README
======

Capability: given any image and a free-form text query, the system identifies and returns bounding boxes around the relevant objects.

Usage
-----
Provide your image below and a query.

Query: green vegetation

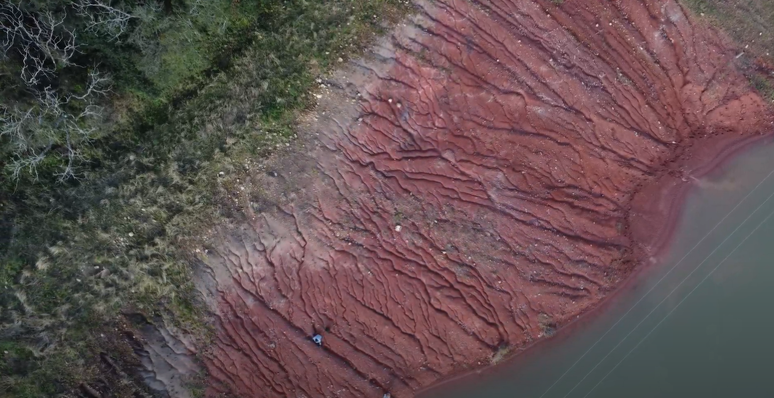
[682,0,774,100]
[0,0,408,396]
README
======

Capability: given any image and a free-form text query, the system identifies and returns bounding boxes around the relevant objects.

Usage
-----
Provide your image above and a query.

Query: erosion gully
[189,0,774,396]
[422,136,774,398]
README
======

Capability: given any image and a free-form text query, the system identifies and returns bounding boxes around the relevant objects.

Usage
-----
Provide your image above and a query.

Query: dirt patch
[192,0,771,397]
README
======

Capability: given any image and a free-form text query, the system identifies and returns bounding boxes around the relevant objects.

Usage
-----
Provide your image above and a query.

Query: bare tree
[0,2,116,181]
[1,69,110,181]
[0,3,77,86]
[75,0,135,41]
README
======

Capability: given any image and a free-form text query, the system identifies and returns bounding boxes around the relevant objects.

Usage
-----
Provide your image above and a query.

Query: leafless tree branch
[1,3,77,86]
[68,69,111,101]
[75,0,134,41]
[0,3,115,181]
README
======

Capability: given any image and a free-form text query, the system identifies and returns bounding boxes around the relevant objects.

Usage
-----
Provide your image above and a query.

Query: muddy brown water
[422,137,774,398]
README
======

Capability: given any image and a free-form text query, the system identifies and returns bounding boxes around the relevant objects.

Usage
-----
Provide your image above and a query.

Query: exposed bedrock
[197,0,771,396]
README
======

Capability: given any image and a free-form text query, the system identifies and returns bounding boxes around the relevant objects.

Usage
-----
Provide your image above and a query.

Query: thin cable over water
[581,205,774,398]
[560,184,774,398]
[536,166,774,398]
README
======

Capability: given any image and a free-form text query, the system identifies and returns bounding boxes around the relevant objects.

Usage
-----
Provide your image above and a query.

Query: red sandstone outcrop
[195,0,771,396]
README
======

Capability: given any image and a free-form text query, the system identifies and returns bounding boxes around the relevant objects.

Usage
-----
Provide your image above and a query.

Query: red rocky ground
[195,0,771,396]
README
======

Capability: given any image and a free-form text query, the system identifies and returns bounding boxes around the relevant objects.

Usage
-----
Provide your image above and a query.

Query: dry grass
[490,345,513,365]
[683,0,774,100]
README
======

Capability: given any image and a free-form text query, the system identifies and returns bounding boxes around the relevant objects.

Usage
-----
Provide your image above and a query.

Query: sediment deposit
[195,0,771,396]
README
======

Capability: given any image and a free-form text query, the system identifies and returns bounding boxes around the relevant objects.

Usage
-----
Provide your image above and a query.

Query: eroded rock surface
[197,0,770,396]
[126,315,199,398]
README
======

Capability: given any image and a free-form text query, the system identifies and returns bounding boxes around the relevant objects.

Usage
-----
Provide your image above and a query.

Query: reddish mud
[195,0,772,397]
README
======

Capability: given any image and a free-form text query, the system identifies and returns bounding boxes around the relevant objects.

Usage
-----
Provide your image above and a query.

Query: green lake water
[422,138,774,398]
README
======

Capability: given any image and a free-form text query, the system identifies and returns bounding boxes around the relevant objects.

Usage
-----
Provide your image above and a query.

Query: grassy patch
[682,0,774,100]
